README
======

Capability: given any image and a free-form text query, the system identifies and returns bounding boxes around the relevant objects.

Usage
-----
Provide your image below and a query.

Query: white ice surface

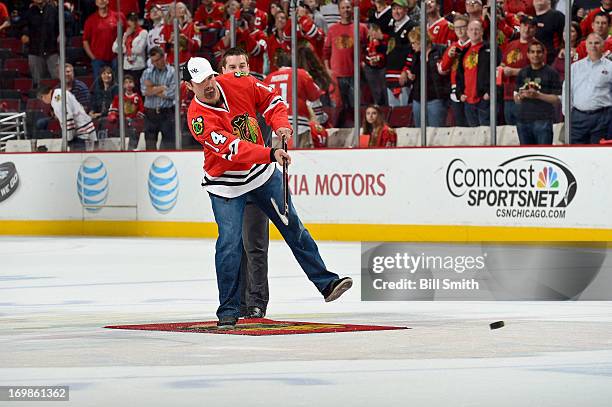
[1,237,612,406]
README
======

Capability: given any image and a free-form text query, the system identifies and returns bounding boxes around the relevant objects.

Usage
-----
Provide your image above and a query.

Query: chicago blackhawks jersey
[264,67,324,134]
[50,89,96,141]
[187,72,290,198]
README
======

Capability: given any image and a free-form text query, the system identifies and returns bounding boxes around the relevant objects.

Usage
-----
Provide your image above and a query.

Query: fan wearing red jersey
[264,50,327,148]
[108,74,145,149]
[194,0,225,31]
[426,0,457,46]
[184,57,352,328]
[161,2,201,65]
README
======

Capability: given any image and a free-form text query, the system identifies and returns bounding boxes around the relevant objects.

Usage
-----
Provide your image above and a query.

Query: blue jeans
[450,100,468,127]
[464,99,491,127]
[516,120,553,145]
[387,87,410,107]
[504,100,517,125]
[209,169,339,318]
[570,107,611,144]
[412,99,449,127]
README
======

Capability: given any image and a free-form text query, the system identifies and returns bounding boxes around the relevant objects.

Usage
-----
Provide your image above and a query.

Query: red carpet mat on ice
[105,318,408,336]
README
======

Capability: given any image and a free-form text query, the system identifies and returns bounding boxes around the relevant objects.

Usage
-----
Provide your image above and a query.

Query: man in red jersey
[323,0,368,126]
[184,57,352,328]
[426,0,457,46]
[500,15,537,125]
[265,50,327,148]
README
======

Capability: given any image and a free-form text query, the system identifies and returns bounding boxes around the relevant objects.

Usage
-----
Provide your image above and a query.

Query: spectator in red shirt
[162,1,202,66]
[576,12,612,59]
[361,104,397,147]
[265,49,327,147]
[580,0,612,37]
[194,0,225,40]
[504,0,535,16]
[456,19,501,126]
[427,0,457,46]
[83,0,127,80]
[241,0,268,33]
[108,74,145,148]
[109,0,139,16]
[0,1,10,36]
[438,14,471,126]
[323,0,368,126]
[501,15,537,125]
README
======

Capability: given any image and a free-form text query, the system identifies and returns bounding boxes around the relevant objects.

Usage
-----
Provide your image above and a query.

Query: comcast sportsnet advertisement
[446,154,578,220]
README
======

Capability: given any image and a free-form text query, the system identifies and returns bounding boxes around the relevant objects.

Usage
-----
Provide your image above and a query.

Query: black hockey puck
[489,321,505,330]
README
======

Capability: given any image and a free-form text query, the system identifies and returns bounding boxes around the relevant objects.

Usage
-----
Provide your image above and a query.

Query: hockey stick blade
[271,197,289,226]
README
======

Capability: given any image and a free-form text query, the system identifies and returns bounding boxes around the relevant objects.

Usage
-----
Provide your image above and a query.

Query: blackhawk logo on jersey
[231,113,258,143]
[191,116,204,135]
[234,71,249,78]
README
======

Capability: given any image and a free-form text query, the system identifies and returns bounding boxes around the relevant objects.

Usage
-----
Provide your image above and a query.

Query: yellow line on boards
[1,220,611,242]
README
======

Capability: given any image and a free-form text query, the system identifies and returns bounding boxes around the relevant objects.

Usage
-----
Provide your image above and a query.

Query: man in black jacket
[456,19,501,127]
[19,0,59,87]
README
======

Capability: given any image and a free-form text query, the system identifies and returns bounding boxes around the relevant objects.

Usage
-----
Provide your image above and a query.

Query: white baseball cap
[186,57,218,83]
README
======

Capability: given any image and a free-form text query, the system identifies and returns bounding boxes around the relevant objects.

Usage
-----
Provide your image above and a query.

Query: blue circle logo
[77,157,109,212]
[148,156,179,213]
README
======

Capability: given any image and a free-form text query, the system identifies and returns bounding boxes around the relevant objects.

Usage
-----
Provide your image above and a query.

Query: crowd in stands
[0,0,610,150]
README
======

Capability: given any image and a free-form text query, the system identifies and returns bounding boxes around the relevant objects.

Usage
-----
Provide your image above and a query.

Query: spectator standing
[552,21,581,81]
[533,0,565,64]
[0,1,10,36]
[438,14,471,126]
[456,19,501,127]
[162,2,201,66]
[19,0,59,87]
[267,10,291,73]
[83,0,127,80]
[385,0,418,107]
[369,0,393,34]
[304,0,329,33]
[504,0,535,15]
[113,12,148,91]
[500,15,537,125]
[89,65,119,123]
[580,0,612,37]
[426,0,456,46]
[361,104,397,147]
[146,4,166,51]
[241,0,268,33]
[364,24,388,106]
[406,0,421,24]
[194,0,225,39]
[514,40,561,144]
[320,0,340,27]
[323,0,368,126]
[140,46,176,150]
[406,28,450,127]
[576,12,612,58]
[109,0,139,15]
[563,33,612,144]
[265,50,327,147]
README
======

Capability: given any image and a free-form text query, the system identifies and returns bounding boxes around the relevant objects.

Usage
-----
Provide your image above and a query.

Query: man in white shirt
[563,33,612,144]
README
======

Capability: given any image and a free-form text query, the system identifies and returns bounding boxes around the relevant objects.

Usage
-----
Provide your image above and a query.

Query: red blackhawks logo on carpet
[105,318,408,336]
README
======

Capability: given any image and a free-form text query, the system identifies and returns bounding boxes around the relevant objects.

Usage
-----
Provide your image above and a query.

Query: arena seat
[0,99,20,112]
[12,78,33,95]
[2,38,22,55]
[388,106,413,127]
[36,138,63,152]
[4,58,29,76]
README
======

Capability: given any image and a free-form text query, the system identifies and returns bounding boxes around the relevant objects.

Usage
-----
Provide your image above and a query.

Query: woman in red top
[361,105,397,148]
[162,1,202,66]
